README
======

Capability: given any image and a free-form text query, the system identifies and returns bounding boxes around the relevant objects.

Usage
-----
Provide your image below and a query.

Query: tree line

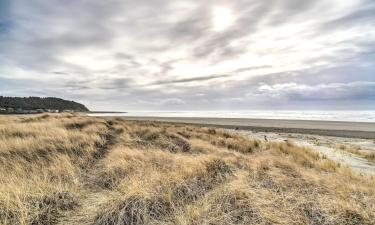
[0,97,89,111]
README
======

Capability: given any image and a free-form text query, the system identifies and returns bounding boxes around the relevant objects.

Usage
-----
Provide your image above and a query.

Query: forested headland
[0,96,89,113]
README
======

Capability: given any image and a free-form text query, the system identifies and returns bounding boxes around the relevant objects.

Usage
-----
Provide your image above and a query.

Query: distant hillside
[0,97,89,112]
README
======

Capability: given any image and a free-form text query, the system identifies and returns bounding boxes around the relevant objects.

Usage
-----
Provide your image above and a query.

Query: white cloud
[256,82,375,100]
[0,0,374,110]
[159,98,185,105]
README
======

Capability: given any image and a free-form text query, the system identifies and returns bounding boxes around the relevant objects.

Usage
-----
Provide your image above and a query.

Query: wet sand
[112,116,375,139]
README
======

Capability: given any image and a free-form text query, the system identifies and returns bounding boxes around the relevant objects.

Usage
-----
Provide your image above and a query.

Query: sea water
[88,110,375,123]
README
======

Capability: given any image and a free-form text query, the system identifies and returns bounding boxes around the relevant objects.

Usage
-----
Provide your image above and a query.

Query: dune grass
[335,144,375,163]
[0,114,374,225]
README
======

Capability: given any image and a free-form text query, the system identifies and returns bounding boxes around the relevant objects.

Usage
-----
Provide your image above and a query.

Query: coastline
[104,116,375,139]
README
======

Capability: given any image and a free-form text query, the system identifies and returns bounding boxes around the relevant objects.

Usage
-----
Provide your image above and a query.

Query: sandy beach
[111,116,375,139]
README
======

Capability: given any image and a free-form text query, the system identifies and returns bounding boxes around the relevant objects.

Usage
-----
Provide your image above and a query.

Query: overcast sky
[0,0,374,111]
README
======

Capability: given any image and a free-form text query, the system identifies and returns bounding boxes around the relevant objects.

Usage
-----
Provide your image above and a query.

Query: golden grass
[0,114,109,224]
[0,114,374,225]
[335,144,375,163]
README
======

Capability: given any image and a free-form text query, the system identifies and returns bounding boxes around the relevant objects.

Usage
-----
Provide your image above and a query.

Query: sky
[0,0,374,111]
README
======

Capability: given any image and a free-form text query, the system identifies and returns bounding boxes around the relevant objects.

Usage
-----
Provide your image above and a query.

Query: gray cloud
[321,1,375,30]
[97,78,134,90]
[149,74,232,86]
[231,66,273,74]
[0,0,374,110]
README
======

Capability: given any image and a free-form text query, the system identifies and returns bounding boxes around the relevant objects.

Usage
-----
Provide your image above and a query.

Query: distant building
[0,107,62,114]
[36,109,45,113]
[46,109,59,113]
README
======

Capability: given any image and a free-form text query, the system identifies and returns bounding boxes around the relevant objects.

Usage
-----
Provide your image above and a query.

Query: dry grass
[335,145,375,163]
[0,114,109,224]
[0,114,374,225]
[348,149,375,163]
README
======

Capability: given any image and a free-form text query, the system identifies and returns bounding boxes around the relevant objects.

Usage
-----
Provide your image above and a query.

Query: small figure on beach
[264,135,268,142]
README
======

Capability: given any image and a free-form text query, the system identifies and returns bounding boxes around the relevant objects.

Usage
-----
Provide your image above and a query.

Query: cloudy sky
[0,0,374,111]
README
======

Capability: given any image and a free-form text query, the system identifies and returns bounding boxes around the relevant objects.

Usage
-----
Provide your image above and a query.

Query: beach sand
[112,116,375,139]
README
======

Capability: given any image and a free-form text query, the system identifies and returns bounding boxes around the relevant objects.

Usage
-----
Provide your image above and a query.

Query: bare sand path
[56,121,122,225]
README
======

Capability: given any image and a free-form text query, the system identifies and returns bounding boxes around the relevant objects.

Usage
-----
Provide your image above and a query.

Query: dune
[0,114,374,225]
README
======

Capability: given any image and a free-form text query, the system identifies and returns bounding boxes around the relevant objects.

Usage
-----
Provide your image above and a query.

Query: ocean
[87,110,375,123]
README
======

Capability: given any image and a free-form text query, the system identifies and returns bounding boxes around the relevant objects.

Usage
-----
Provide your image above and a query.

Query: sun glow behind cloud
[212,6,234,31]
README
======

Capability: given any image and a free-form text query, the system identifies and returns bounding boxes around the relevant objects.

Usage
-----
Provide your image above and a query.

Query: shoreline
[104,116,375,139]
